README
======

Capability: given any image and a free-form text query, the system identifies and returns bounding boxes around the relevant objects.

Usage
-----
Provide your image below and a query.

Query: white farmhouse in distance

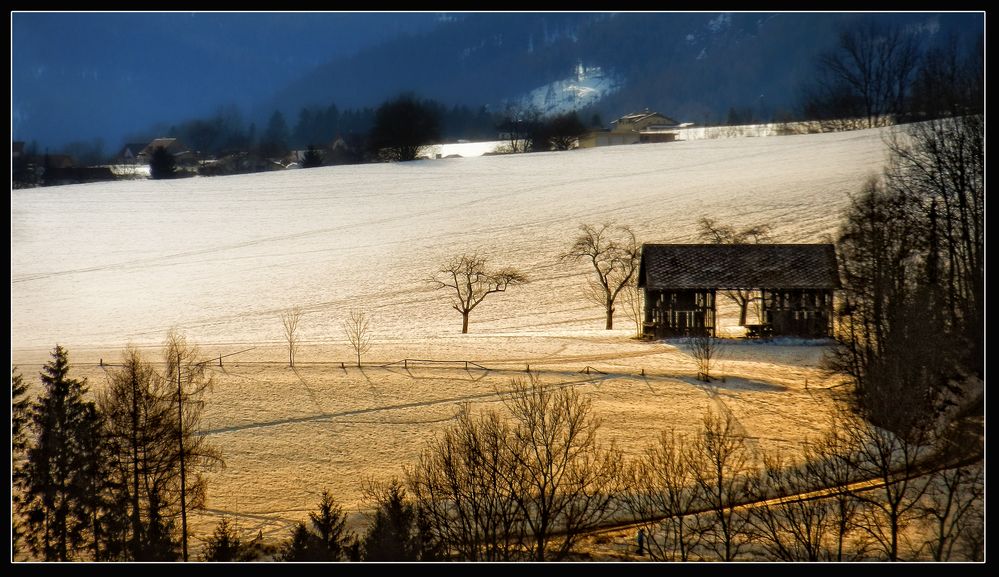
[578,109,693,148]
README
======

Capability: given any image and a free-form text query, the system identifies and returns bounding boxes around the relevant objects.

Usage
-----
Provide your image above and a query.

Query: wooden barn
[638,244,840,339]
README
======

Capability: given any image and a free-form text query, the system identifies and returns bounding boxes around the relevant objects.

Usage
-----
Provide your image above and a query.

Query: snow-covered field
[10,127,892,554]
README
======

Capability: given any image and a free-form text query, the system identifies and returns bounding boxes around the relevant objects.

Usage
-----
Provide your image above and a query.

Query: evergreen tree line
[11,335,222,561]
[177,95,593,170]
[29,94,594,181]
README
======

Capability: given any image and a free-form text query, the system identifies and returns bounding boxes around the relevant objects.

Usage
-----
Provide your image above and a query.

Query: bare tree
[502,374,624,560]
[342,310,372,367]
[838,410,933,561]
[697,217,772,327]
[885,114,984,376]
[917,461,984,561]
[280,307,303,367]
[801,422,870,561]
[561,223,640,330]
[497,103,541,153]
[407,405,524,561]
[805,21,922,128]
[428,253,527,334]
[687,333,723,382]
[748,450,840,561]
[368,94,441,162]
[408,375,622,561]
[691,407,756,561]
[624,428,705,561]
[620,277,644,338]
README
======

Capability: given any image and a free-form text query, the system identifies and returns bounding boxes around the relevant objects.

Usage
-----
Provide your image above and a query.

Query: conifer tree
[362,480,419,561]
[280,489,356,561]
[11,367,31,556]
[18,346,103,560]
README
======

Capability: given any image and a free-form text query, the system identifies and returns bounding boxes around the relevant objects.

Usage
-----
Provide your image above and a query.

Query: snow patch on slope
[510,62,621,117]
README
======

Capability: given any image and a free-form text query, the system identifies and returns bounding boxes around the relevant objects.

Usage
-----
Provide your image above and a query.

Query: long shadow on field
[382,365,491,383]
[676,375,788,393]
[202,373,610,436]
[292,366,326,414]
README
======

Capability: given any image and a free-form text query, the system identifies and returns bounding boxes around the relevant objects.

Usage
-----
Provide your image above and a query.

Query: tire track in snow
[11,142,792,286]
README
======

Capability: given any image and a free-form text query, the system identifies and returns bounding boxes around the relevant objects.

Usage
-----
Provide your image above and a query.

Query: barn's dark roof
[639,244,841,290]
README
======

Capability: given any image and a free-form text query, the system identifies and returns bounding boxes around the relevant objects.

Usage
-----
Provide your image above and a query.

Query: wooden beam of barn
[637,244,841,339]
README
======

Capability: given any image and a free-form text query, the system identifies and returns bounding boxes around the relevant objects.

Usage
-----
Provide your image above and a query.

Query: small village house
[578,109,689,148]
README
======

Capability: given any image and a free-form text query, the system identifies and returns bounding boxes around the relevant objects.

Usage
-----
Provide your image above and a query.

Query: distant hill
[266,12,982,126]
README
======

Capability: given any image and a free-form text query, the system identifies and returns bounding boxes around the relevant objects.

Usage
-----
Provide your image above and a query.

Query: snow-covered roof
[613,110,681,127]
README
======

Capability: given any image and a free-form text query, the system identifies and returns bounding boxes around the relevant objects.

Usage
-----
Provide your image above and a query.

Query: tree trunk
[177,352,188,562]
[462,312,469,334]
[739,299,749,327]
[606,301,614,330]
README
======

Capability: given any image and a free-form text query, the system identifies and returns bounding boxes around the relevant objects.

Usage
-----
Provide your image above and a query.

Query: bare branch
[561,223,640,330]
[428,253,528,333]
[281,307,303,368]
[342,310,373,367]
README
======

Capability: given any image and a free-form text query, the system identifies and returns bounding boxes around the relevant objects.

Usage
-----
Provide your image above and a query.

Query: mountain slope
[268,12,981,124]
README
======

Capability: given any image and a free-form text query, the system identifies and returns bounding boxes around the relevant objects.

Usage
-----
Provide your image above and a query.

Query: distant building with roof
[578,109,691,148]
[115,142,149,164]
[138,137,197,165]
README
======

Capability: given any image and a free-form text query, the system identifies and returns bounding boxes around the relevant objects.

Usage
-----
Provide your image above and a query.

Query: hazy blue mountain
[269,12,982,126]
[12,12,983,153]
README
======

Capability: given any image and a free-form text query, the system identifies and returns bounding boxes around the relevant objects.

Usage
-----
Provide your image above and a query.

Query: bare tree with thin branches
[281,307,303,368]
[748,450,840,561]
[408,374,622,561]
[801,421,871,561]
[502,374,624,561]
[624,428,705,561]
[687,333,724,382]
[428,253,527,334]
[620,277,644,338]
[691,407,756,561]
[917,461,984,561]
[837,409,933,561]
[342,310,373,367]
[406,405,523,561]
[816,22,922,129]
[697,217,772,327]
[561,223,640,330]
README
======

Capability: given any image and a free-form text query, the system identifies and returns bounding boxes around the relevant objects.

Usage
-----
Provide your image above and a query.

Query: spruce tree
[362,480,418,561]
[11,367,31,556]
[202,517,247,562]
[280,489,356,561]
[301,145,324,168]
[19,346,102,560]
[309,489,354,561]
